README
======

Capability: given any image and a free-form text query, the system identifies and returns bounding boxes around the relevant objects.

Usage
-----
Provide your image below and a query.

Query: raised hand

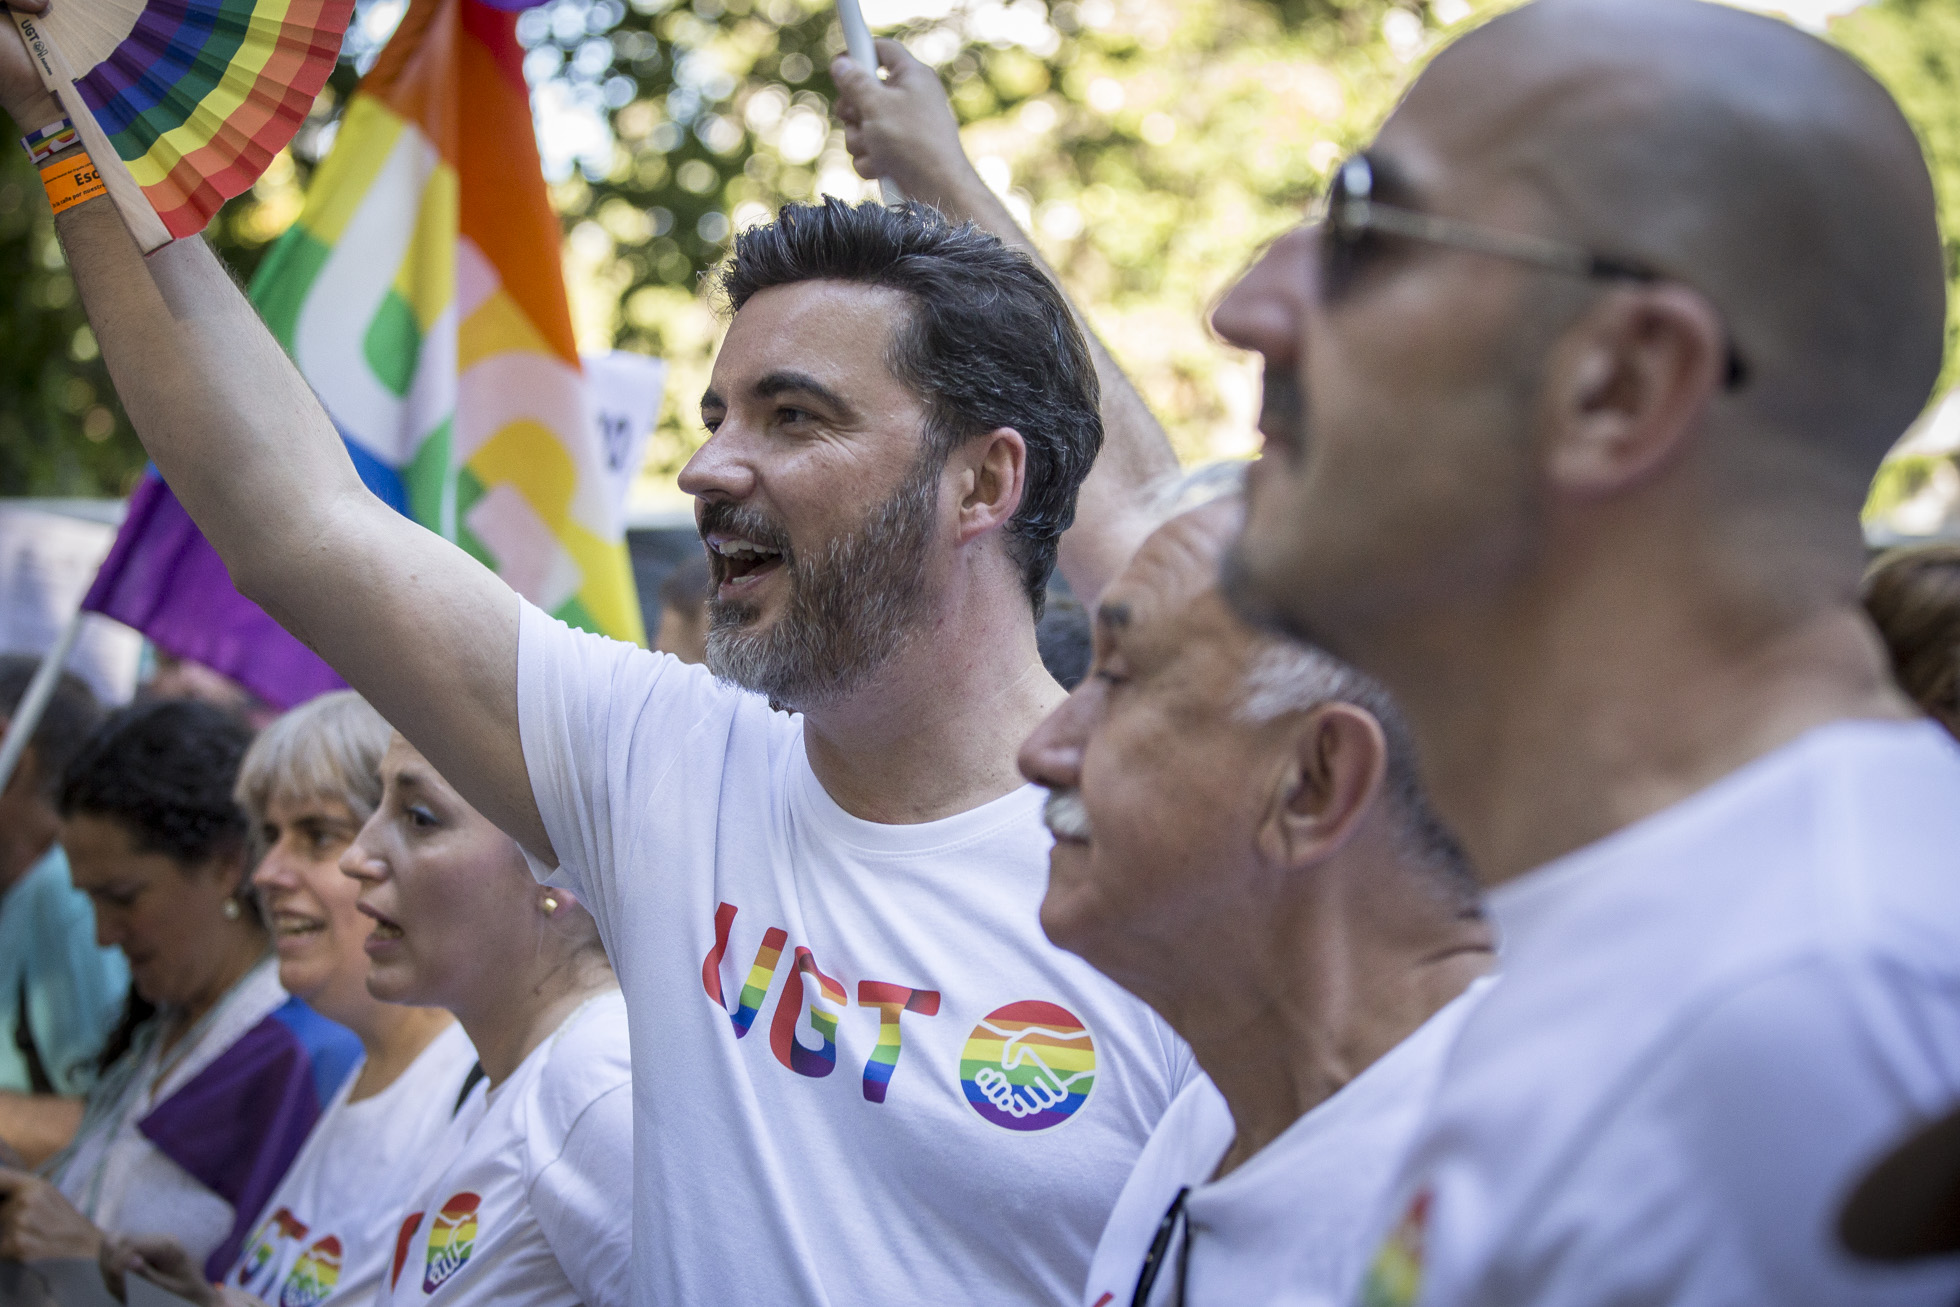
[830,37,975,212]
[0,0,61,132]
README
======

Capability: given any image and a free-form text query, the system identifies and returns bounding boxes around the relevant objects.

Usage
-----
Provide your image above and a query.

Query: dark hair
[59,699,254,866]
[1864,543,1960,740]
[0,655,102,800]
[717,198,1103,614]
[1036,591,1092,690]
[660,553,712,613]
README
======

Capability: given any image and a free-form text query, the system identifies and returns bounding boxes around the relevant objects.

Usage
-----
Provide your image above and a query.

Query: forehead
[711,280,913,393]
[1101,515,1248,664]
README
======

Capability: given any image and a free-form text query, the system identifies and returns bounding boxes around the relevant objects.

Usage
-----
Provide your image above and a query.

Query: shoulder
[528,991,633,1141]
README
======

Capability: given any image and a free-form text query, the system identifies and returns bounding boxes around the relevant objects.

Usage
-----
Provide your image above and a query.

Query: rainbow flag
[247,0,645,643]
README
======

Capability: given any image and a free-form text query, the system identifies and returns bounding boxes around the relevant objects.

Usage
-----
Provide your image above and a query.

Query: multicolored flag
[247,0,646,644]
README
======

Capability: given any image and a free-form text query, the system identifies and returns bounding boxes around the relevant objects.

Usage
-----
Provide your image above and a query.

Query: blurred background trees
[2,0,1955,522]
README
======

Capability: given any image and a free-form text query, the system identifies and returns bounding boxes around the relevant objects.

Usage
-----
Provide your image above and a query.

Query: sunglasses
[1322,152,1749,390]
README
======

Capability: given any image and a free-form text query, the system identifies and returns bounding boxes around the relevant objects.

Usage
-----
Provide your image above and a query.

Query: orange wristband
[40,154,107,216]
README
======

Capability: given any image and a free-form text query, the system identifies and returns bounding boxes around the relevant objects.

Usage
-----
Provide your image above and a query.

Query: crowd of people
[2,0,1960,1303]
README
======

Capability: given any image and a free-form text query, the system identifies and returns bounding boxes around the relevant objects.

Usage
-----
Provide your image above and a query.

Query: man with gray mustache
[0,9,1197,1291]
[1019,494,1495,1307]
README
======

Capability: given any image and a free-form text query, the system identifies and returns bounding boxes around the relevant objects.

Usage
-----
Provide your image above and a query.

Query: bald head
[1396,0,1944,478]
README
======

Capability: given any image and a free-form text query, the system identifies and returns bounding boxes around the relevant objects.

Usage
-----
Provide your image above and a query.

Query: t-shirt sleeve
[530,1079,635,1307]
[514,597,743,903]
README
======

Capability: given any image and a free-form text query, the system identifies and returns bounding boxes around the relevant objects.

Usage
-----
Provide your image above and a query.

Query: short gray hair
[1237,633,1475,901]
[234,690,391,832]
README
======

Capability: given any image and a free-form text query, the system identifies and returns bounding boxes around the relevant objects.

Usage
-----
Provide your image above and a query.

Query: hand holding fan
[8,0,355,250]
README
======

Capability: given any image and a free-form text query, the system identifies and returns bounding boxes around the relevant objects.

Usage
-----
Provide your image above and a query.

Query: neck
[455,949,616,1086]
[802,575,1064,824]
[168,927,269,1051]
[343,1002,455,1102]
[1376,533,1910,889]
[1146,850,1494,1181]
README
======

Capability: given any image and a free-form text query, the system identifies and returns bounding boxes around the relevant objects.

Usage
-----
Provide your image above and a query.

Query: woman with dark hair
[1864,542,1960,740]
[0,700,359,1282]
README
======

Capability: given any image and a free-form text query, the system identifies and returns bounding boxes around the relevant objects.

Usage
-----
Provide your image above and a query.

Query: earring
[222,897,242,921]
[541,895,559,915]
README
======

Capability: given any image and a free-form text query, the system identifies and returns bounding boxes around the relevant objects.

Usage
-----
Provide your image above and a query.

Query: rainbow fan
[9,0,354,249]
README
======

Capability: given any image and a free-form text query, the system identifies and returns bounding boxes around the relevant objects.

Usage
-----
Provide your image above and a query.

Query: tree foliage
[1,0,1954,503]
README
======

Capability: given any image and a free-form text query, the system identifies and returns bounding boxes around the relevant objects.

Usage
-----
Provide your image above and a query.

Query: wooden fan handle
[8,7,174,251]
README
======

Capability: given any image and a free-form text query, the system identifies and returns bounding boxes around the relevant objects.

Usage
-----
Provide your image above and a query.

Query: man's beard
[702,452,941,710]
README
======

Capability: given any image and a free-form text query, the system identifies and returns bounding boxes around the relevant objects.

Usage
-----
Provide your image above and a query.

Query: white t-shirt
[58,958,290,1266]
[1359,720,1960,1307]
[229,1020,478,1307]
[517,603,1196,1307]
[1084,981,1489,1307]
[380,990,632,1307]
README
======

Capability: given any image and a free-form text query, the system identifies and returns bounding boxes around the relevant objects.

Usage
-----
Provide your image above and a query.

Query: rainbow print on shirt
[236,1207,308,1286]
[1361,1187,1432,1307]
[422,1192,481,1294]
[280,1235,343,1307]
[959,1001,1097,1131]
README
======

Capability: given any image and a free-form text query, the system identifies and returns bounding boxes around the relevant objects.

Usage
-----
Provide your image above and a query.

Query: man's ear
[1541,283,1729,499]
[952,427,1028,545]
[1253,702,1389,871]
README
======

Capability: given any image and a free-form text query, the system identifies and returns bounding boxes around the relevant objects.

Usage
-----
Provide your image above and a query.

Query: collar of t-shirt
[788,742,1049,857]
[1484,718,1949,966]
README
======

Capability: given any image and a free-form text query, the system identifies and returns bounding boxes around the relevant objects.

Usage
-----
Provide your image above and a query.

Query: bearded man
[0,14,1195,1301]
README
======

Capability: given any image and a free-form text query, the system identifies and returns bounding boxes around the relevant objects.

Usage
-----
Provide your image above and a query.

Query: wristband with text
[40,155,108,217]
[20,118,79,168]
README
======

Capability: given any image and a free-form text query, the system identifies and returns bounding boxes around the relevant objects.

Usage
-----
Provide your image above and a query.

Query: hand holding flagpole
[837,0,901,206]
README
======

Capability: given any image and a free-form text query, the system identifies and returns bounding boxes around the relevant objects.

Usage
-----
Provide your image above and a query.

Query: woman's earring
[541,895,559,915]
[222,897,242,921]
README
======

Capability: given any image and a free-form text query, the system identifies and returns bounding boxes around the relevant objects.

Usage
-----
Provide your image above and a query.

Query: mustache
[1042,788,1093,841]
[697,499,794,560]
[1259,371,1304,444]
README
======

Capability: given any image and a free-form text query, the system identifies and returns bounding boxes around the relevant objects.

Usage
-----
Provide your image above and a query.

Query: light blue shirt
[0,844,130,1095]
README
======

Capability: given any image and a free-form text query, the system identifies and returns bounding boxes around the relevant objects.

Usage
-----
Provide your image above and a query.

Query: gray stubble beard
[705,452,942,711]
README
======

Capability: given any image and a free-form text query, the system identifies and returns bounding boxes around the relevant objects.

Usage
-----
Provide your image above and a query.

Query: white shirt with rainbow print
[378,990,632,1307]
[516,601,1197,1306]
[228,1020,477,1307]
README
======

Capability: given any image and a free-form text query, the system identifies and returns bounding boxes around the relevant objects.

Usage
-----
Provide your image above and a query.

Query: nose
[1210,224,1316,366]
[94,908,124,952]
[338,826,385,887]
[1017,686,1095,792]
[251,836,299,893]
[678,425,759,504]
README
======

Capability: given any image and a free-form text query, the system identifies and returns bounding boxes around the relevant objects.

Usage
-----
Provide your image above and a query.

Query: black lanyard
[1130,1185,1193,1307]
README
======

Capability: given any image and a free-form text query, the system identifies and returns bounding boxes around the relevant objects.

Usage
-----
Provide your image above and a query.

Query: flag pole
[837,0,901,206]
[0,605,85,798]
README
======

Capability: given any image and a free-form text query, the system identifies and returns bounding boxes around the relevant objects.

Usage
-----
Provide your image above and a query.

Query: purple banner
[81,474,347,711]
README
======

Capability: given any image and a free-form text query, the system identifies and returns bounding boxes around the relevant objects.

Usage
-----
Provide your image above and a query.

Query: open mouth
[1042,789,1094,844]
[357,901,404,943]
[272,912,326,939]
[706,534,787,592]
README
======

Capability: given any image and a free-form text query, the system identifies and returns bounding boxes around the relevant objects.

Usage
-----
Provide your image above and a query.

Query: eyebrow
[700,371,853,418]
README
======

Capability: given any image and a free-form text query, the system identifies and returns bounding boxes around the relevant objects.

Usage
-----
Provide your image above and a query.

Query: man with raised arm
[1207,1,1960,1303]
[0,5,1192,1301]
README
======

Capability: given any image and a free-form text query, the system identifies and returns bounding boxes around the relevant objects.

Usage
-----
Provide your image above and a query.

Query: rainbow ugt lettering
[771,947,846,1077]
[855,981,941,1103]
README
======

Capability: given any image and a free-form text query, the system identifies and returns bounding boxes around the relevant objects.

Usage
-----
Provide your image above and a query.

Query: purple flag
[82,473,346,710]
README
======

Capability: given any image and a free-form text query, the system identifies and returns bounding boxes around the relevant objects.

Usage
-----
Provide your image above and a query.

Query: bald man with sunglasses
[1212,2,1960,1305]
